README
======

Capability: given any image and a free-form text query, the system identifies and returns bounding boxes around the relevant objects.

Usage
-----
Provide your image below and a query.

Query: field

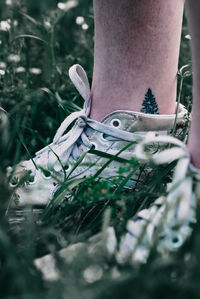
[0,1,199,298]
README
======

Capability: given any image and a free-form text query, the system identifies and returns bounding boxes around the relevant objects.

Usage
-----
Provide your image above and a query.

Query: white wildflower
[0,20,11,31]
[0,62,6,69]
[6,0,13,5]
[185,34,192,40]
[8,54,21,63]
[76,16,84,25]
[44,21,51,29]
[82,23,89,30]
[29,68,42,75]
[13,20,18,27]
[15,66,26,73]
[0,69,5,76]
[57,0,78,11]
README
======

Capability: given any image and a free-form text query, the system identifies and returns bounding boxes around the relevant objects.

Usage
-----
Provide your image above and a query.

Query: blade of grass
[17,130,38,169]
[90,141,137,179]
[12,34,48,45]
[41,177,85,221]
[114,165,141,194]
[18,11,39,26]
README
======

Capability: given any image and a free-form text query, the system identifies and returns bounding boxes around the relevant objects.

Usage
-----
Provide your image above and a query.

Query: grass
[0,1,199,298]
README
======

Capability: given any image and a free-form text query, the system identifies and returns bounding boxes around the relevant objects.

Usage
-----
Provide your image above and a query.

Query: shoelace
[107,133,198,263]
[35,65,139,166]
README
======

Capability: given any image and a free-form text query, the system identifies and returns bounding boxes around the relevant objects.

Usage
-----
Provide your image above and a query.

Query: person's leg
[186,1,200,168]
[90,0,185,121]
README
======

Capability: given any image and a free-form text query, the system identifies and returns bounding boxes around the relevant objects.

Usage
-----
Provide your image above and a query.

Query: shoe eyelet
[111,119,121,128]
[171,235,182,248]
[64,164,71,172]
[28,173,37,185]
[90,143,97,150]
[42,169,51,180]
[54,163,71,174]
[9,176,19,188]
[101,133,107,141]
[54,164,63,172]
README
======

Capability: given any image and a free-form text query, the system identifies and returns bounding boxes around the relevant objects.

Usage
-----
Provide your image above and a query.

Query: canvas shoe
[34,136,199,280]
[115,133,198,264]
[8,64,188,206]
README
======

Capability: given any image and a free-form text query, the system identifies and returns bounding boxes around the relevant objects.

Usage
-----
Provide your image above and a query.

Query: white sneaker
[8,65,188,206]
[34,136,199,278]
[116,133,198,264]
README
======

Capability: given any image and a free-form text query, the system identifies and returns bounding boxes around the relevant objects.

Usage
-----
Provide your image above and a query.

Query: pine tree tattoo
[140,88,159,114]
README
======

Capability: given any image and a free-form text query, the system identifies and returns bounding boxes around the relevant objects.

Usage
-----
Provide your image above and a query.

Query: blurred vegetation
[0,1,198,299]
[0,0,93,170]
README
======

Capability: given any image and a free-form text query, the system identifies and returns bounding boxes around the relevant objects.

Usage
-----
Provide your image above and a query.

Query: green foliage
[0,1,197,299]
